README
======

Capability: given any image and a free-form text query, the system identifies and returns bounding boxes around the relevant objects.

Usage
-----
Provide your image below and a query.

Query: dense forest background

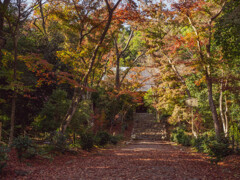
[0,0,240,169]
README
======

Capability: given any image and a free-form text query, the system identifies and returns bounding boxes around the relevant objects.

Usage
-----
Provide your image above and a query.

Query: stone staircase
[131,113,167,140]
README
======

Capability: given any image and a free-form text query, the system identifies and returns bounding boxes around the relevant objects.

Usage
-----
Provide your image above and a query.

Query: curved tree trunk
[206,72,223,139]
[60,0,122,133]
[60,87,82,133]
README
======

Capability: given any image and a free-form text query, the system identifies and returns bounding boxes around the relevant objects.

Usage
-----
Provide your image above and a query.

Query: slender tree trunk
[73,131,75,144]
[97,59,109,87]
[114,31,133,89]
[206,72,223,139]
[219,79,226,133]
[119,53,145,86]
[191,108,197,137]
[8,35,18,146]
[83,10,113,85]
[60,87,82,133]
[115,55,120,89]
[163,53,191,98]
[9,92,16,146]
[224,95,229,135]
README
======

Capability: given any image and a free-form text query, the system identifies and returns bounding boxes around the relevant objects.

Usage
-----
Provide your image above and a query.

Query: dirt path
[2,140,240,180]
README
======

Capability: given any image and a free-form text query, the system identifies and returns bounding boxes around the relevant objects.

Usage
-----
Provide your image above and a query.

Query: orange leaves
[107,89,143,104]
[194,76,206,86]
[172,0,206,16]
[56,72,96,92]
[21,54,95,92]
[114,2,143,23]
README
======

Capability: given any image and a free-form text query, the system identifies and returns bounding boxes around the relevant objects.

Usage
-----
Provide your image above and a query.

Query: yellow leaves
[1,50,13,67]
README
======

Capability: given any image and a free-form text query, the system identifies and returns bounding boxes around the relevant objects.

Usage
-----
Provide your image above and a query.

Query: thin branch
[161,52,191,98]
[33,19,44,34]
[211,1,226,22]
[120,52,145,85]
[113,0,122,11]
[186,15,205,63]
[113,36,119,56]
[119,30,134,57]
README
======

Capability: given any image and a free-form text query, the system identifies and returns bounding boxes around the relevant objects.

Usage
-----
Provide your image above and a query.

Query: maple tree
[142,0,231,139]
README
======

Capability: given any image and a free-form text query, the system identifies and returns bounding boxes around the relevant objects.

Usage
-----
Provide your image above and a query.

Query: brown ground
[2,140,240,180]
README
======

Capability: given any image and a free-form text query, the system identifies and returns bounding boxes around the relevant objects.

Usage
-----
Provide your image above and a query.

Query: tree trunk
[60,87,82,133]
[115,55,120,89]
[163,53,191,98]
[219,80,226,134]
[61,0,121,133]
[114,31,133,89]
[8,35,18,146]
[156,111,160,122]
[206,72,223,139]
[224,95,229,136]
[191,108,197,137]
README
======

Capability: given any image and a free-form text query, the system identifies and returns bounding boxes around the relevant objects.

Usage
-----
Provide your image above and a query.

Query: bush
[191,134,209,152]
[110,135,123,145]
[171,128,192,146]
[95,131,111,146]
[191,132,231,163]
[13,136,34,161]
[0,145,9,174]
[207,138,231,161]
[50,132,67,153]
[79,131,94,151]
[32,89,69,133]
[181,134,192,146]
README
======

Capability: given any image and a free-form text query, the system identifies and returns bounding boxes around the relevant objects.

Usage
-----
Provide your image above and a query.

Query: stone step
[133,131,166,135]
[131,113,167,141]
[133,126,166,130]
[131,135,167,140]
[134,124,165,128]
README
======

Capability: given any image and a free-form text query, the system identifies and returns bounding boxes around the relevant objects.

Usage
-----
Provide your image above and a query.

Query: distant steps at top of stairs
[131,113,167,141]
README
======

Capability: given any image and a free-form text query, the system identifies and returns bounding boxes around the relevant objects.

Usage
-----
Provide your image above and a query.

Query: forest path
[4,140,240,180]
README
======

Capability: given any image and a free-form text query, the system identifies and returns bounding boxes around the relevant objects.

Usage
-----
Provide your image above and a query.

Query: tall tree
[169,0,227,139]
[54,0,124,133]
[0,0,10,59]
[4,0,38,145]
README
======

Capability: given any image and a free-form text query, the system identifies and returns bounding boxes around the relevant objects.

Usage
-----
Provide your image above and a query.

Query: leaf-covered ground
[2,141,240,180]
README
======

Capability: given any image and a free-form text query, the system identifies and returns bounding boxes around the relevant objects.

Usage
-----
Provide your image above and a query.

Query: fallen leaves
[1,141,240,180]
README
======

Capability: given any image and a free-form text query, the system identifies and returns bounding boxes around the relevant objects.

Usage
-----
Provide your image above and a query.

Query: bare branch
[119,30,134,57]
[120,52,145,85]
[113,0,122,11]
[211,1,226,22]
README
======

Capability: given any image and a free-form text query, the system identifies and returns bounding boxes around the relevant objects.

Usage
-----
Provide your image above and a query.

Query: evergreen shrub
[79,131,94,151]
[13,136,35,161]
[50,132,67,153]
[110,135,123,145]
[95,131,111,146]
[0,145,9,174]
[171,127,192,146]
